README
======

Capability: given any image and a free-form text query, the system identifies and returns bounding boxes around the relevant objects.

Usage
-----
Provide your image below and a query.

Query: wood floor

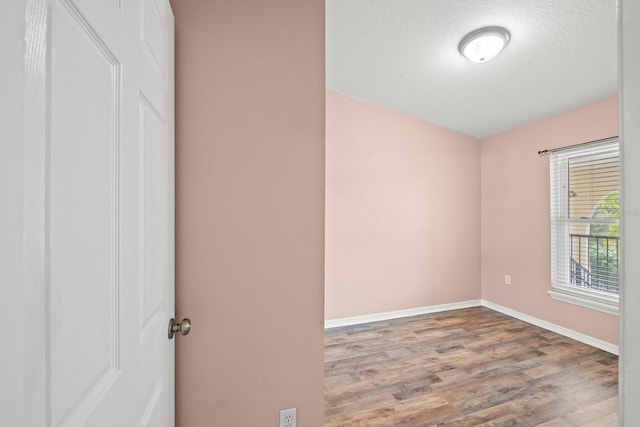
[324,307,618,426]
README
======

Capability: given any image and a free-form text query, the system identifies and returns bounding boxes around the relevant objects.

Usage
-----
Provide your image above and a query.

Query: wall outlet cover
[280,407,296,427]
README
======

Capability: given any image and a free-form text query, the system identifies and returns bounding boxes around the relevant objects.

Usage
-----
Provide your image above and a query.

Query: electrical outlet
[280,408,296,427]
[504,274,512,285]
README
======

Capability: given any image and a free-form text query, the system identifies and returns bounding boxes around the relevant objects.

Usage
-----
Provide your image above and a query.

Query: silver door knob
[168,318,191,339]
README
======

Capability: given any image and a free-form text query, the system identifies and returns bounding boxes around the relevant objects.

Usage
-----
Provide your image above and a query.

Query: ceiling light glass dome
[459,27,510,63]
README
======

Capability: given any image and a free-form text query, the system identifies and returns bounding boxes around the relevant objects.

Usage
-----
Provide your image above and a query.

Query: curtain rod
[537,136,619,156]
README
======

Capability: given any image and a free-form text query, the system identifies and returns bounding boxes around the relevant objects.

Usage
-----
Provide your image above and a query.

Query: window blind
[550,139,620,295]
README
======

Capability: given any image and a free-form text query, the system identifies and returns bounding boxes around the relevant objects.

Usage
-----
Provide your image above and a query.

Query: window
[548,138,620,315]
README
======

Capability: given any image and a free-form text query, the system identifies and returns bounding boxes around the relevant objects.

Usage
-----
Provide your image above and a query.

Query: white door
[0,0,176,425]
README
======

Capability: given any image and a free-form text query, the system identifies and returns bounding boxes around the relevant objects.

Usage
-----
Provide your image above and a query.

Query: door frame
[620,0,640,423]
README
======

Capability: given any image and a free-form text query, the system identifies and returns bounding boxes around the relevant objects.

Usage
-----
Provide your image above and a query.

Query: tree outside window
[588,190,620,292]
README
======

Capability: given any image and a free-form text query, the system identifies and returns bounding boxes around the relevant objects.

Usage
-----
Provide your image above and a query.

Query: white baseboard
[481,300,619,355]
[324,299,619,355]
[324,300,482,329]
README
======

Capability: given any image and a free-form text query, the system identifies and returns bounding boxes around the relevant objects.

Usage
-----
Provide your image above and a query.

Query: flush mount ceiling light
[459,26,510,63]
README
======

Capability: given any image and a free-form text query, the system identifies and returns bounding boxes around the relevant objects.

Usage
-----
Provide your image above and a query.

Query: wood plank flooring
[324,307,618,426]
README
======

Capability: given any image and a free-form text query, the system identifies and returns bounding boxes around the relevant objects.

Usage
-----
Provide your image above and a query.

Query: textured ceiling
[326,0,618,139]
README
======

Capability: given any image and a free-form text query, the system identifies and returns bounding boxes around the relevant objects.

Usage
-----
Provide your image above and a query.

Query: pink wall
[325,91,481,320]
[326,91,619,346]
[481,96,619,345]
[171,0,325,425]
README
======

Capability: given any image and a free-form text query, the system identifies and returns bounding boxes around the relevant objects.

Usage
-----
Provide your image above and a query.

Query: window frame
[548,138,620,316]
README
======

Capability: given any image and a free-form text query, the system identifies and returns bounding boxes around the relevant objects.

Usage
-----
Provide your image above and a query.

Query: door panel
[141,93,168,340]
[49,5,121,424]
